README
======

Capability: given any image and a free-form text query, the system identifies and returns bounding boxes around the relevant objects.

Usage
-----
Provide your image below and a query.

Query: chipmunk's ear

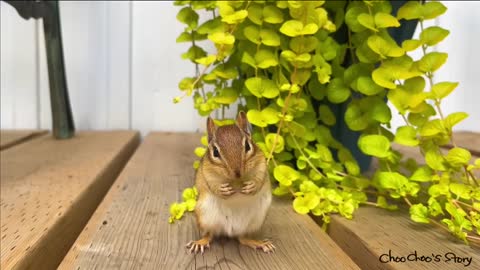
[207,117,217,142]
[236,111,251,135]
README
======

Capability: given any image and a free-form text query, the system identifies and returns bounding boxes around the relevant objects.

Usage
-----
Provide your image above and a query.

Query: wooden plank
[1,131,140,270]
[59,132,360,270]
[0,130,47,150]
[328,132,480,270]
[329,207,480,270]
[443,131,480,156]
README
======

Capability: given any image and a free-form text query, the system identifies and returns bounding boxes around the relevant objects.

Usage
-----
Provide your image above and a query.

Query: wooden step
[59,132,360,270]
[0,131,140,270]
[0,130,48,150]
[328,132,480,270]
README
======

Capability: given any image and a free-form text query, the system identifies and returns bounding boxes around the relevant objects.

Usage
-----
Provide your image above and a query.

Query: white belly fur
[198,182,272,237]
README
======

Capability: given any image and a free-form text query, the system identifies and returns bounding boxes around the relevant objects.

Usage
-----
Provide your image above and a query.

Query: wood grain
[328,132,480,270]
[443,131,480,156]
[329,206,480,270]
[0,130,47,150]
[59,132,360,270]
[0,131,140,270]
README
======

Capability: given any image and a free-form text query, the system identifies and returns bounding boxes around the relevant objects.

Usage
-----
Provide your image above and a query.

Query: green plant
[169,0,480,245]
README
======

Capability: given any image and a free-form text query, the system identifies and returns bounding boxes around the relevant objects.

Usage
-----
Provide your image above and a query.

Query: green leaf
[394,126,419,146]
[255,49,278,69]
[425,150,447,171]
[446,147,471,167]
[410,166,433,182]
[245,77,279,98]
[194,55,216,66]
[280,20,319,37]
[356,76,384,96]
[358,135,391,158]
[410,204,430,224]
[169,202,187,220]
[197,18,224,34]
[318,105,336,126]
[265,133,285,154]
[345,103,369,131]
[422,1,447,20]
[374,12,400,28]
[378,171,408,190]
[263,5,284,24]
[260,29,281,46]
[357,13,377,32]
[214,87,238,104]
[345,5,368,32]
[372,67,396,89]
[428,184,450,197]
[293,193,320,214]
[177,7,199,29]
[246,108,280,127]
[185,199,196,211]
[420,119,445,137]
[450,183,473,200]
[327,78,351,103]
[194,147,206,157]
[241,51,257,68]
[377,196,398,210]
[420,26,449,46]
[397,1,423,20]
[402,39,422,52]
[274,165,300,186]
[430,82,458,100]
[182,187,197,201]
[444,112,468,130]
[221,10,248,24]
[247,4,263,25]
[418,52,448,73]
[367,35,404,58]
[208,32,235,45]
[176,31,207,43]
[290,36,318,54]
[428,197,444,216]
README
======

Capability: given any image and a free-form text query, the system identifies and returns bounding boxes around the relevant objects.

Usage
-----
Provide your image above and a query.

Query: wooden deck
[1,130,479,269]
[59,133,359,270]
[1,131,139,270]
[0,130,48,150]
[328,132,480,270]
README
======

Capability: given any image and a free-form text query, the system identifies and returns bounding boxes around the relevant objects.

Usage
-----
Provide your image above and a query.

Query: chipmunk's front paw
[186,238,210,254]
[219,183,235,196]
[241,181,256,194]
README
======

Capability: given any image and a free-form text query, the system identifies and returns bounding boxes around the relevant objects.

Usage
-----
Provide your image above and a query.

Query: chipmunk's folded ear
[236,111,251,135]
[207,117,217,142]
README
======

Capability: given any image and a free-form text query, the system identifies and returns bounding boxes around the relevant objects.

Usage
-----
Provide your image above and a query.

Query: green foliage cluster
[170,0,480,244]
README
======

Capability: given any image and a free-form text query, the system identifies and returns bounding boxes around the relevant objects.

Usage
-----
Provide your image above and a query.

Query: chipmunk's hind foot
[239,237,275,253]
[186,235,211,254]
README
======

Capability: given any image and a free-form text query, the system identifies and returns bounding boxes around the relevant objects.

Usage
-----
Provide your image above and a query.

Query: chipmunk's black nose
[234,169,241,178]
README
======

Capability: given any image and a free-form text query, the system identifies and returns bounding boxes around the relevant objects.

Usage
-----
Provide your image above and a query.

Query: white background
[1,1,479,135]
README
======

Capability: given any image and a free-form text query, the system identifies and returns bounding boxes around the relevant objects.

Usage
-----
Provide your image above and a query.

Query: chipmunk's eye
[245,140,251,153]
[213,146,220,158]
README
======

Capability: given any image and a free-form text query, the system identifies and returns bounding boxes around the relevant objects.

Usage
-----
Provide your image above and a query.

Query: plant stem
[290,135,326,178]
[266,66,297,163]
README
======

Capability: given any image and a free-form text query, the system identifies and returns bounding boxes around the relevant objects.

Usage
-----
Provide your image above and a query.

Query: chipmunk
[186,111,275,254]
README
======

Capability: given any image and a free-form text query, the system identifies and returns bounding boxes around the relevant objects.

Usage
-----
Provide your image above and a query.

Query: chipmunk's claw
[186,240,210,254]
[241,181,256,194]
[219,183,235,196]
